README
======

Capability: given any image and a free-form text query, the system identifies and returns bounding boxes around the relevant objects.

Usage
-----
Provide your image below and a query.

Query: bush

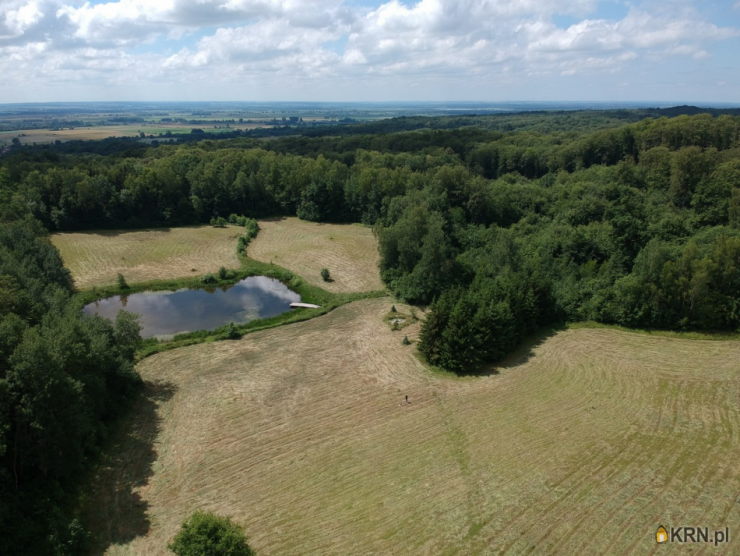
[391,305,397,312]
[224,322,240,340]
[201,273,216,285]
[218,266,228,280]
[403,335,411,345]
[321,268,331,282]
[117,273,128,289]
[228,214,249,226]
[237,218,260,255]
[168,511,255,556]
[244,218,259,240]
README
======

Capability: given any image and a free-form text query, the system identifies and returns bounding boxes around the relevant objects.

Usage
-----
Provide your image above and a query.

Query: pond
[83,276,301,338]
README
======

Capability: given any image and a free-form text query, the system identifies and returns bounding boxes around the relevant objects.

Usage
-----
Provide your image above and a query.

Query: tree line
[1,112,738,372]
[0,219,141,554]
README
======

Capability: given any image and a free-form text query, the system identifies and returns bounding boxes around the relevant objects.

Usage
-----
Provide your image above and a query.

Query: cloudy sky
[1,0,739,103]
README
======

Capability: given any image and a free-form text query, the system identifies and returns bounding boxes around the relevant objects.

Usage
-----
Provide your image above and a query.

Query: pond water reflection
[83,276,300,338]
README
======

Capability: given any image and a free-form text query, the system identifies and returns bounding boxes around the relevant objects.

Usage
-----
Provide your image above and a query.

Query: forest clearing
[248,217,384,293]
[5,108,740,555]
[51,226,242,289]
[85,297,740,555]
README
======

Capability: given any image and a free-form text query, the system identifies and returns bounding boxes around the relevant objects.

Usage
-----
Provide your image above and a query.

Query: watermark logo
[656,526,668,543]
[656,525,729,546]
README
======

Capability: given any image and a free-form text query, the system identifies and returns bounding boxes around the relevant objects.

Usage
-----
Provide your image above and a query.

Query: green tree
[321,268,330,281]
[168,511,255,556]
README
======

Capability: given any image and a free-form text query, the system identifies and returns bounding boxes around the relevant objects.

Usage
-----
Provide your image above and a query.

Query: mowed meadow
[57,218,740,554]
[86,296,740,555]
[248,217,384,293]
[51,226,242,289]
[52,218,383,291]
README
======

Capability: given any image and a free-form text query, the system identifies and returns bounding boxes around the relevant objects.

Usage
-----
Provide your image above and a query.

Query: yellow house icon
[657,525,668,543]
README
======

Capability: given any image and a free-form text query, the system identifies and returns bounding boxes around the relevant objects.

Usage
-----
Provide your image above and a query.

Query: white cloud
[4,1,43,36]
[527,9,737,53]
[0,0,738,101]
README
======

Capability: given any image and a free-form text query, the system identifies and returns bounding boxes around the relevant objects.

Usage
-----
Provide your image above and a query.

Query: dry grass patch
[248,217,384,293]
[51,226,242,289]
[87,299,740,555]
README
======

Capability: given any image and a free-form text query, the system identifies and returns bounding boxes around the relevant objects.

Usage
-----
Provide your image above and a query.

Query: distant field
[249,217,384,293]
[51,226,242,289]
[0,123,271,145]
[86,298,740,555]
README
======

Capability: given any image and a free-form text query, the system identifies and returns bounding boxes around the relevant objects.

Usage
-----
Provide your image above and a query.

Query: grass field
[51,226,242,289]
[85,297,740,555]
[248,217,384,293]
[0,123,272,145]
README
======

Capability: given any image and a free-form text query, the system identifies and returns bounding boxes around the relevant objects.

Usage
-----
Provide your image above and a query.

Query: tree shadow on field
[464,324,567,377]
[85,380,177,555]
[76,227,174,238]
[259,216,289,223]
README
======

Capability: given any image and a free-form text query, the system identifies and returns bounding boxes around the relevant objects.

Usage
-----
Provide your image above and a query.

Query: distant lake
[83,276,300,338]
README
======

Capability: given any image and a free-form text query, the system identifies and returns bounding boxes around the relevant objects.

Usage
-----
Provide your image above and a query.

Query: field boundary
[567,320,740,341]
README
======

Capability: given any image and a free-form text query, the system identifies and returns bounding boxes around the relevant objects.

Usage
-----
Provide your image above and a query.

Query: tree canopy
[0,219,142,554]
[168,511,255,556]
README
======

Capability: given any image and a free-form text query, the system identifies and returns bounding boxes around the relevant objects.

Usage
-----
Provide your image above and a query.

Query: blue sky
[0,0,738,103]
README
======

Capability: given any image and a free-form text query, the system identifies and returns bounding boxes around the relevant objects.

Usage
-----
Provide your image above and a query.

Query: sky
[1,0,739,103]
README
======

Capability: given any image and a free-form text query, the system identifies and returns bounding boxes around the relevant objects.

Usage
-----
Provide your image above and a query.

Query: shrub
[228,214,248,226]
[321,268,330,282]
[117,273,128,289]
[237,236,247,254]
[201,273,216,285]
[403,335,411,345]
[391,305,397,312]
[224,322,240,340]
[168,511,255,556]
[244,218,259,240]
[237,218,260,255]
[218,266,228,280]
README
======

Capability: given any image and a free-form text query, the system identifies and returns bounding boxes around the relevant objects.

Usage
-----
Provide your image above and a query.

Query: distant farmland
[249,217,384,293]
[85,298,740,555]
[0,122,271,145]
[51,226,242,289]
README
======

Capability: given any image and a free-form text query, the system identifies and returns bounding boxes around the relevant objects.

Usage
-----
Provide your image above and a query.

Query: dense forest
[2,109,740,552]
[0,220,142,554]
